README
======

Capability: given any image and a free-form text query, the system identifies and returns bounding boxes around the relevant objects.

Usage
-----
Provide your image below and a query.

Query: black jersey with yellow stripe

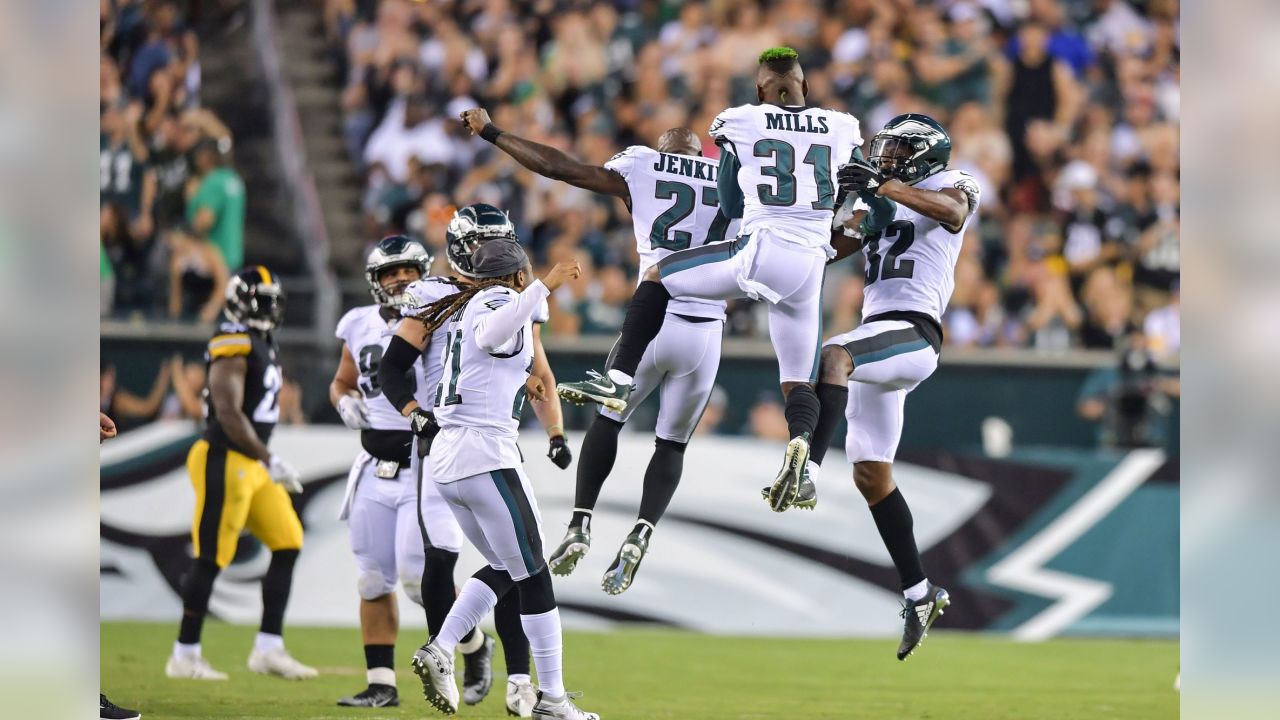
[202,320,282,453]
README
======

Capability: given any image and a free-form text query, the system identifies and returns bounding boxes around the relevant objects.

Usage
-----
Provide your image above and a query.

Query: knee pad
[400,575,424,607]
[357,569,395,601]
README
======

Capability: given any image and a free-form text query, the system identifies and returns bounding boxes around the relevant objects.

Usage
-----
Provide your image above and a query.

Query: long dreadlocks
[413,272,526,335]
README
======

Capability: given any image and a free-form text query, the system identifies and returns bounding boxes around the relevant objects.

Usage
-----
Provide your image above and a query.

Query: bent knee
[400,576,424,607]
[358,569,396,601]
[820,344,853,384]
[853,462,894,503]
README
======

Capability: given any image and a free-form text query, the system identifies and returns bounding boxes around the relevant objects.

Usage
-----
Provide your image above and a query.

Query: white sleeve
[335,308,359,342]
[603,146,644,181]
[708,107,739,155]
[473,281,552,354]
[400,278,454,317]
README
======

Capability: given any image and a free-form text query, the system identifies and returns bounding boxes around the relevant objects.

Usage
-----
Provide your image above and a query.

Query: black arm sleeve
[380,334,423,414]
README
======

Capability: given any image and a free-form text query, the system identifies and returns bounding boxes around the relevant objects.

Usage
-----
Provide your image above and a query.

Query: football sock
[611,281,670,377]
[365,644,395,686]
[809,383,849,467]
[520,608,565,698]
[173,641,201,659]
[903,578,931,602]
[436,578,498,656]
[494,588,531,676]
[574,416,624,517]
[254,632,284,654]
[422,546,461,637]
[637,437,687,525]
[784,384,820,441]
[177,558,220,644]
[868,488,927,591]
[260,548,298,636]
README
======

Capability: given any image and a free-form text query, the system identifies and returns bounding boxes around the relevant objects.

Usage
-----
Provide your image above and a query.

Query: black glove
[836,160,886,195]
[547,435,572,470]
[408,407,440,455]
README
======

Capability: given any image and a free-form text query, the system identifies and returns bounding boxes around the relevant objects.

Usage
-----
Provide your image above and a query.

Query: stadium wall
[100,423,1177,639]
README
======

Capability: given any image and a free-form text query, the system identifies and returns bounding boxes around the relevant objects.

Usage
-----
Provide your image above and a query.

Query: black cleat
[898,583,950,660]
[461,632,496,705]
[337,683,400,707]
[100,693,141,720]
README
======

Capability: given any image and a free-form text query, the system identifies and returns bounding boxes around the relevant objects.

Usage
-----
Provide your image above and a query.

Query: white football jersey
[335,304,431,431]
[860,169,983,322]
[401,276,463,396]
[709,103,862,247]
[431,283,547,481]
[604,145,740,320]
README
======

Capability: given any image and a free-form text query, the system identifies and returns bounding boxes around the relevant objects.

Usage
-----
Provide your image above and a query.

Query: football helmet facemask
[365,234,431,308]
[868,113,952,185]
[225,266,285,332]
[445,203,517,278]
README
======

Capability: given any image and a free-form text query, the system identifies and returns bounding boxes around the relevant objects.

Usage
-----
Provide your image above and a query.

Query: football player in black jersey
[165,266,318,681]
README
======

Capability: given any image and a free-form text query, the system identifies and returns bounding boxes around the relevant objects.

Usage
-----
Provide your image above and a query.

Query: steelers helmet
[365,234,431,308]
[868,113,952,185]
[224,265,285,332]
[445,203,517,278]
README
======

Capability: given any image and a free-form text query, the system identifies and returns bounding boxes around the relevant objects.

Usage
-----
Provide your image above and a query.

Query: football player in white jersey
[403,240,600,720]
[804,114,982,661]
[459,107,735,595]
[552,47,893,511]
[330,235,444,707]
[377,206,568,718]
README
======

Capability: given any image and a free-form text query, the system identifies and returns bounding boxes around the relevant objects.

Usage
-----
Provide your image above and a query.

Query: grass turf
[102,621,1177,719]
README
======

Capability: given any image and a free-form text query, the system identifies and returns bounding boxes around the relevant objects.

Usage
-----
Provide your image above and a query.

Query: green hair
[758,46,799,65]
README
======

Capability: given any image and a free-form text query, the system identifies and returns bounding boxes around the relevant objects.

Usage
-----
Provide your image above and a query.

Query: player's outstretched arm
[460,107,629,201]
[877,180,969,233]
[208,356,272,462]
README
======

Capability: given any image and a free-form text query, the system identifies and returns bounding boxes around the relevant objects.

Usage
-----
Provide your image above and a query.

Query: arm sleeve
[380,334,423,413]
[716,146,744,219]
[473,281,552,354]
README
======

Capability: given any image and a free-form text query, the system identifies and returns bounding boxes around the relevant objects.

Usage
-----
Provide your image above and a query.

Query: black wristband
[380,335,423,413]
[479,123,504,143]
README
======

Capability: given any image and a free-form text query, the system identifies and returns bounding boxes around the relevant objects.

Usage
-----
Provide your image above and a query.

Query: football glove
[836,160,886,194]
[337,394,371,430]
[547,435,572,470]
[408,407,440,454]
[268,454,304,494]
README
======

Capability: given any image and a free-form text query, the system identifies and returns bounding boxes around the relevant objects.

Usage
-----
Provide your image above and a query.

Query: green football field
[102,621,1178,719]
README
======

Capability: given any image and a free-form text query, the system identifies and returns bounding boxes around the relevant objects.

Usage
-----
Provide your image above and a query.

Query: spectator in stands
[166,225,228,323]
[1076,330,1178,448]
[187,137,245,271]
[747,392,791,442]
[100,101,155,242]
[101,362,173,432]
[160,354,207,421]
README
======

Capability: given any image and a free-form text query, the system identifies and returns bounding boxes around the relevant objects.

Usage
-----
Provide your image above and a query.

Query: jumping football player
[330,236,441,707]
[459,107,735,595]
[554,47,890,511]
[813,114,982,660]
[165,266,317,681]
[378,205,569,717]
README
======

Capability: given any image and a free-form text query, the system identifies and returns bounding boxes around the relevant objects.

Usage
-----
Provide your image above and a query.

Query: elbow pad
[380,334,422,413]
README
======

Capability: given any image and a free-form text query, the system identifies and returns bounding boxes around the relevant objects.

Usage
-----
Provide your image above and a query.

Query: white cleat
[506,678,538,717]
[532,691,600,720]
[412,641,460,715]
[247,647,318,680]
[165,654,229,680]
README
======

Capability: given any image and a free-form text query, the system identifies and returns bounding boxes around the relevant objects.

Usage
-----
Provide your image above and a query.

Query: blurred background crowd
[100,0,1179,442]
[323,0,1179,358]
[100,0,247,323]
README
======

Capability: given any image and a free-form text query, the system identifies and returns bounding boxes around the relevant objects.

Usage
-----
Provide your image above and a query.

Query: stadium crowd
[100,0,246,323]
[323,0,1179,357]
